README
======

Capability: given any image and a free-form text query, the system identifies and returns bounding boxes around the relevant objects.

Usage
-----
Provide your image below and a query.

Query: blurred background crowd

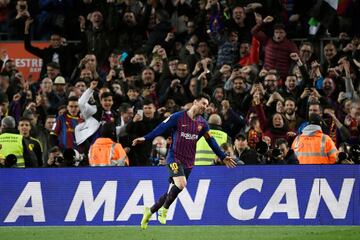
[0,0,360,167]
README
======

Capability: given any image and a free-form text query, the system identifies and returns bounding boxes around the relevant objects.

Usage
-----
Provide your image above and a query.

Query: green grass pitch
[1,226,360,240]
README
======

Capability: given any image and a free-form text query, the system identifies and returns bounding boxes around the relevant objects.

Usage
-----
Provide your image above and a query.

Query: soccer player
[132,94,236,229]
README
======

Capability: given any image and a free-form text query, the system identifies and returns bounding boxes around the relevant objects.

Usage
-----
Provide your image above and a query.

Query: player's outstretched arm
[223,156,237,168]
[132,137,145,146]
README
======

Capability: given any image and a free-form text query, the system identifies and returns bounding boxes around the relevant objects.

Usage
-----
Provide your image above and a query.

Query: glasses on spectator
[177,68,187,71]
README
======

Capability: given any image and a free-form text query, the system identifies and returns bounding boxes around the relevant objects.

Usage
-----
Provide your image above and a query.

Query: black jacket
[126,116,163,166]
[236,147,259,165]
[24,34,78,79]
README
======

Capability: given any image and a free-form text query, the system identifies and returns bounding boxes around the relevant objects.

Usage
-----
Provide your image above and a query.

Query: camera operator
[150,136,168,166]
[337,143,360,164]
[44,146,64,167]
[270,138,299,164]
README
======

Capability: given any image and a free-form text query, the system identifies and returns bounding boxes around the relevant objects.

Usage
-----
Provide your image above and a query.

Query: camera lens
[55,156,64,163]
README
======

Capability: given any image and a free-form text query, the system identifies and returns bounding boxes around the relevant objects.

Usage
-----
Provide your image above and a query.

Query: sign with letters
[0,166,359,226]
[0,42,48,81]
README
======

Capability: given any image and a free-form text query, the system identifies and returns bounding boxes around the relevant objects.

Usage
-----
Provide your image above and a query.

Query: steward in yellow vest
[195,114,230,165]
[0,132,25,167]
[0,116,25,167]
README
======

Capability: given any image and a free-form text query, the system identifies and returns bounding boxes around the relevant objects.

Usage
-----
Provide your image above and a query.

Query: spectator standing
[18,117,42,167]
[24,18,77,79]
[251,16,298,81]
[51,96,82,153]
[126,99,162,166]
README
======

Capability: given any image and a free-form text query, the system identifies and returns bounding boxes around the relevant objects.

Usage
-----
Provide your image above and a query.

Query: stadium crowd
[0,0,360,167]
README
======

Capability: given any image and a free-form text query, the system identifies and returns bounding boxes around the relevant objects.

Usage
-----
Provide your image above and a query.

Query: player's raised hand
[132,137,145,146]
[223,156,237,168]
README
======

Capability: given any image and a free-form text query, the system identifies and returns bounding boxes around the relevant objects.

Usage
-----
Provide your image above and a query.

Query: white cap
[54,76,66,85]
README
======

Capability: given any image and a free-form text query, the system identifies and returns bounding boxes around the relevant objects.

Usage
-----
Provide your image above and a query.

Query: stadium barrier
[0,165,359,226]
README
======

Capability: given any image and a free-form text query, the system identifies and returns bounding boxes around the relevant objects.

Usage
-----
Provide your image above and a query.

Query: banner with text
[0,165,359,226]
[0,42,48,81]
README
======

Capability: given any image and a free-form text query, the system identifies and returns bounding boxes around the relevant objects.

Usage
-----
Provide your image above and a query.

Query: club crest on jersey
[197,125,203,132]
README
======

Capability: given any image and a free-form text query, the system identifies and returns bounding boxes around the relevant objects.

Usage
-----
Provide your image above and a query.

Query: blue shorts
[167,162,192,183]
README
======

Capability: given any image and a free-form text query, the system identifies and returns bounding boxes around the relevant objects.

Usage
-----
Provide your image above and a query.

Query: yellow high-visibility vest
[0,133,25,167]
[195,129,228,165]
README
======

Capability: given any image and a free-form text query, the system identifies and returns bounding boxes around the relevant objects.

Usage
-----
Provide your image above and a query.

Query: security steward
[195,114,231,165]
[89,122,129,166]
[0,116,25,167]
[292,113,338,164]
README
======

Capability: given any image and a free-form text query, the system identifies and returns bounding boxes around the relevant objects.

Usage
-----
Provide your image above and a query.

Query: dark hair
[235,133,247,141]
[47,61,60,69]
[46,115,56,120]
[118,103,132,113]
[127,85,140,93]
[67,96,79,103]
[195,93,210,102]
[100,122,116,139]
[274,23,286,31]
[143,98,154,106]
[19,117,31,124]
[284,97,296,104]
[308,100,323,112]
[275,138,288,147]
[249,116,259,127]
[100,92,113,100]
[286,74,297,79]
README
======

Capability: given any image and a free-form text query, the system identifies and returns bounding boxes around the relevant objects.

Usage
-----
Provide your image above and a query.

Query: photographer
[44,146,64,167]
[271,138,299,164]
[150,136,167,166]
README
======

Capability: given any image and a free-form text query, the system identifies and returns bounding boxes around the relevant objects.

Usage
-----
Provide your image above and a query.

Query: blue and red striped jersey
[52,113,83,151]
[144,111,226,168]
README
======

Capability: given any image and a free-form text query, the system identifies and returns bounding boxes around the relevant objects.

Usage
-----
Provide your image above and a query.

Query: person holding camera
[271,138,299,164]
[150,136,168,166]
[43,146,64,167]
